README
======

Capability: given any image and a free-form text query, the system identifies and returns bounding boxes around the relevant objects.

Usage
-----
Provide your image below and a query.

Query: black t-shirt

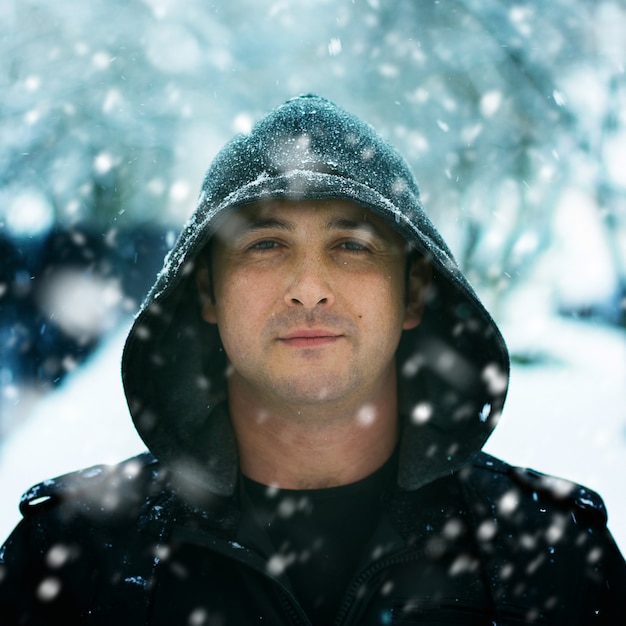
[242,453,397,625]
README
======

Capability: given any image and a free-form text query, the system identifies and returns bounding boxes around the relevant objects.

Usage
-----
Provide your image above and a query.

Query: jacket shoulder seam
[19,452,158,517]
[467,453,608,526]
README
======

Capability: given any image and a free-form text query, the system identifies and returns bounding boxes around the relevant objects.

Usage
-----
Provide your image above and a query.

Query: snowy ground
[485,316,626,553]
[0,316,624,553]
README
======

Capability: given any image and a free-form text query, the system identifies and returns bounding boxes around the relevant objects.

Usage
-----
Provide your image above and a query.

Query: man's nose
[284,255,335,308]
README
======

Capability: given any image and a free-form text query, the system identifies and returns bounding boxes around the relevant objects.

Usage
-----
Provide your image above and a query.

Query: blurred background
[1,0,625,549]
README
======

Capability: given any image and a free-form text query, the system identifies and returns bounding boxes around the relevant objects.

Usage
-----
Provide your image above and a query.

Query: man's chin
[270,376,355,408]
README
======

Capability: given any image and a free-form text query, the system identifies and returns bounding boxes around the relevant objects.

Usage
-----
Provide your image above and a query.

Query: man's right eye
[248,240,280,251]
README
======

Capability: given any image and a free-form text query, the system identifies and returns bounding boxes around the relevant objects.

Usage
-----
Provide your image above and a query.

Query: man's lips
[278,329,343,347]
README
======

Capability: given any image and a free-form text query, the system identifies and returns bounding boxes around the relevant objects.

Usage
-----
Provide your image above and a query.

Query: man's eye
[249,240,279,250]
[339,240,369,252]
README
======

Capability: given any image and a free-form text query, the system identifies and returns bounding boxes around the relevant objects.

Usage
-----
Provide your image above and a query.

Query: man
[0,95,624,624]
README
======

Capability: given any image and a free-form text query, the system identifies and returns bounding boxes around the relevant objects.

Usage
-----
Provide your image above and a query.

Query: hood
[122,94,510,497]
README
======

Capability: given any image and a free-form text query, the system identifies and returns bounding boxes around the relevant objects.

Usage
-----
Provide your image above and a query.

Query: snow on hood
[121,95,510,497]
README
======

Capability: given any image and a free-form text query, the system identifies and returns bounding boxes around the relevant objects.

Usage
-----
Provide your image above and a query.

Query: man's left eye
[339,241,369,252]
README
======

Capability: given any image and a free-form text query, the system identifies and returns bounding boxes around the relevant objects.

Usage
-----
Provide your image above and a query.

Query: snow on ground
[0,316,624,554]
[485,316,626,553]
[0,322,147,541]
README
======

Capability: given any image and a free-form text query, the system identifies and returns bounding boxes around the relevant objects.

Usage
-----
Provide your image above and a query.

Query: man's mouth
[278,329,343,348]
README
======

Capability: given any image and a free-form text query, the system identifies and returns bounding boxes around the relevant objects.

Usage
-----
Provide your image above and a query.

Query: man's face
[197,198,427,412]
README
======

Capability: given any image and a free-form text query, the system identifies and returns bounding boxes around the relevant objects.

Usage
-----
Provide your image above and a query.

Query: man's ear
[195,260,218,324]
[403,256,432,330]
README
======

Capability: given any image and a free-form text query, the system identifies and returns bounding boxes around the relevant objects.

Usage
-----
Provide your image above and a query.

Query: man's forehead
[243,198,375,219]
[214,198,399,238]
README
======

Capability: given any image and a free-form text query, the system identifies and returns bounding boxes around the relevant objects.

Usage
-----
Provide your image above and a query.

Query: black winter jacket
[1,450,624,625]
[1,95,625,624]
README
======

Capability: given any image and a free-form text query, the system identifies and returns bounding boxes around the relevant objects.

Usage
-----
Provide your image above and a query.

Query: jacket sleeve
[594,526,626,623]
[0,505,88,624]
[465,454,626,624]
[511,463,626,622]
[0,454,162,624]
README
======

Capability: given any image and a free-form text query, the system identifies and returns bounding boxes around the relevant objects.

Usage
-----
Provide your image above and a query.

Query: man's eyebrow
[230,216,295,236]
[326,217,387,239]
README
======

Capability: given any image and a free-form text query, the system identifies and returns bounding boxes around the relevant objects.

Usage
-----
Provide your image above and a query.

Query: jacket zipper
[237,555,313,626]
[277,586,313,626]
[172,525,422,626]
[187,533,313,626]
[246,545,424,626]
[333,548,424,626]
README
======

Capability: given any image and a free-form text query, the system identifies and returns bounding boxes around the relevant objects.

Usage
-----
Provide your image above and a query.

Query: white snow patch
[480,91,502,117]
[548,188,619,307]
[486,317,626,552]
[1,189,54,238]
[37,270,125,341]
[0,324,146,540]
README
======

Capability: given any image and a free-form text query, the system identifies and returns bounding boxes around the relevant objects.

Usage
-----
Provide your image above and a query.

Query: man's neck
[227,378,399,490]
